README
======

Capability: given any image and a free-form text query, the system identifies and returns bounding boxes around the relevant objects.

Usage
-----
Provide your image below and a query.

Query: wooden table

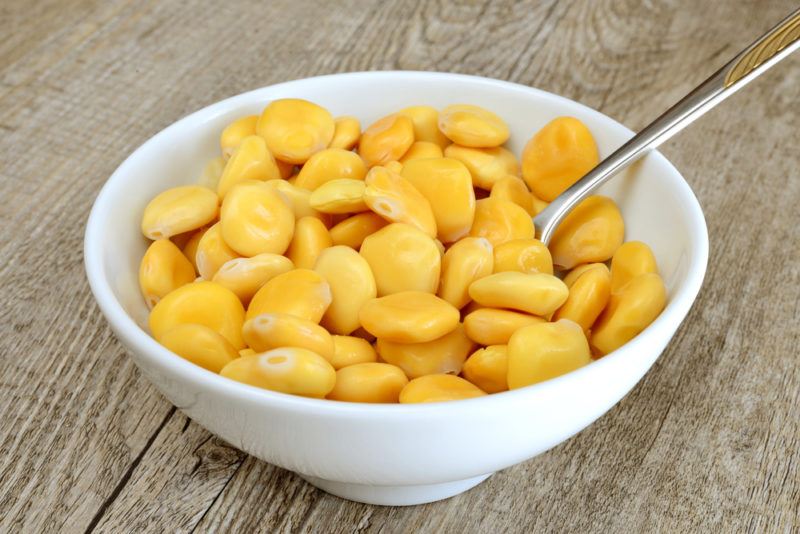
[2,0,798,531]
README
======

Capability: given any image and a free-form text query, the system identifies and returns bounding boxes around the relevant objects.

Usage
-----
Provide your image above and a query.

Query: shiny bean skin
[358,113,415,167]
[243,312,334,361]
[376,324,475,379]
[363,166,437,238]
[399,374,486,403]
[438,237,493,309]
[359,291,460,343]
[246,269,332,322]
[521,116,599,201]
[327,363,408,403]
[220,180,295,257]
[468,272,568,316]
[462,345,509,393]
[141,186,218,240]
[590,273,666,356]
[507,319,592,389]
[221,347,336,398]
[149,281,246,350]
[159,323,239,373]
[314,246,377,335]
[469,198,535,246]
[401,157,476,243]
[257,98,335,164]
[439,104,509,148]
[285,216,333,269]
[549,195,624,270]
[139,239,196,308]
[360,223,441,296]
[211,252,294,304]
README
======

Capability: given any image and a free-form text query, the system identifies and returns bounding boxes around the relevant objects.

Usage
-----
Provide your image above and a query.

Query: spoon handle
[534,7,800,245]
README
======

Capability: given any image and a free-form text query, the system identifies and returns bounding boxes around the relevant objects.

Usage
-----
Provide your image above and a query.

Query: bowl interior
[88,71,705,358]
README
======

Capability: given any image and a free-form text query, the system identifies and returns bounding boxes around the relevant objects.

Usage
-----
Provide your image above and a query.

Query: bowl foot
[298,472,492,506]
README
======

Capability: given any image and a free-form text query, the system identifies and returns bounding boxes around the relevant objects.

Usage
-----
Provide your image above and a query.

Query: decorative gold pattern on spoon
[725,12,800,87]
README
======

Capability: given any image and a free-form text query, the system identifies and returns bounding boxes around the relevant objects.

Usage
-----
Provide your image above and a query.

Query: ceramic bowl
[84,71,708,506]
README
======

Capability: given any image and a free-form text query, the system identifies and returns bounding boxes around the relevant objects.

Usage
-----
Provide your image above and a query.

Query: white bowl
[84,71,708,506]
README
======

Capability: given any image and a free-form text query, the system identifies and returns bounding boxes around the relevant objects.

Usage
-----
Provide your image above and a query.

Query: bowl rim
[84,70,709,416]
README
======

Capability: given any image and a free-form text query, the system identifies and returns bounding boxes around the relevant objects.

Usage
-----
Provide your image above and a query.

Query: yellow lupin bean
[327,363,409,403]
[462,345,509,393]
[264,179,331,226]
[469,198,535,246]
[360,223,441,296]
[158,324,239,373]
[399,374,486,403]
[438,237,494,309]
[490,175,535,215]
[562,263,600,287]
[285,216,333,269]
[220,115,258,159]
[363,166,437,237]
[239,348,256,357]
[294,148,368,190]
[149,281,246,349]
[243,312,334,361]
[463,308,545,346]
[256,98,335,164]
[438,104,509,148]
[139,239,196,308]
[330,335,378,369]
[211,253,294,304]
[553,263,611,332]
[549,195,624,270]
[384,160,403,174]
[329,116,361,150]
[247,268,332,322]
[444,144,520,190]
[522,116,599,201]
[141,185,219,240]
[399,141,444,163]
[590,273,667,356]
[220,348,336,398]
[376,324,475,379]
[217,135,281,199]
[507,319,592,389]
[358,113,415,167]
[198,157,226,191]
[359,291,460,343]
[401,157,476,242]
[469,271,568,316]
[195,222,239,280]
[399,105,450,148]
[314,246,377,335]
[329,212,388,249]
[309,179,368,214]
[220,180,295,257]
[493,239,554,275]
[610,241,659,293]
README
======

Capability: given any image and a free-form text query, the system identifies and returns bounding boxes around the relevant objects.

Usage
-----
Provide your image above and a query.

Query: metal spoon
[534,7,800,245]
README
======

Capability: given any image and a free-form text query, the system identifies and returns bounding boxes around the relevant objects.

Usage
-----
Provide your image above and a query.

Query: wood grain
[1,0,798,532]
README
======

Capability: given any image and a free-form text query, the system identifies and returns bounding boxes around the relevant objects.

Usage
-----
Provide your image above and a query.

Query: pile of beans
[138,99,666,403]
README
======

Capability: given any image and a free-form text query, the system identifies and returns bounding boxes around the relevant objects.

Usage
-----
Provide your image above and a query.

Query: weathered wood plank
[0,0,798,532]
